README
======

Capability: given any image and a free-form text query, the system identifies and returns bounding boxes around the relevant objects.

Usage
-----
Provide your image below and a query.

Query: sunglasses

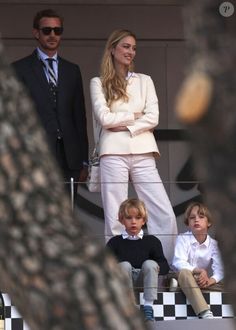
[39,27,64,36]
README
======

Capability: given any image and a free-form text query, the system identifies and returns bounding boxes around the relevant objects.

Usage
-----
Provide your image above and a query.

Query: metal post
[70,177,74,212]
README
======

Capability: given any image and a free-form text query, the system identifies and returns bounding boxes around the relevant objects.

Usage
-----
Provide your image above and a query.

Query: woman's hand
[134,112,142,119]
[108,113,142,132]
[108,126,128,132]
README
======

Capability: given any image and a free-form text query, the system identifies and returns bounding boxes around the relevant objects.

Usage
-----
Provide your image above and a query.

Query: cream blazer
[90,73,160,158]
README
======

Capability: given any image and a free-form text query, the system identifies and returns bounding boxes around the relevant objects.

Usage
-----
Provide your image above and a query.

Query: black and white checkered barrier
[140,291,234,320]
[2,294,29,330]
[1,291,234,329]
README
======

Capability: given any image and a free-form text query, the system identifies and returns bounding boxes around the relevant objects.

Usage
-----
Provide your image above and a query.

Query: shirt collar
[125,71,138,80]
[37,47,58,62]
[122,229,144,240]
[190,231,210,247]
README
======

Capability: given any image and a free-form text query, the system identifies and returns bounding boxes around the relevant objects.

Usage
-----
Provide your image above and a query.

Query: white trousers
[100,154,178,262]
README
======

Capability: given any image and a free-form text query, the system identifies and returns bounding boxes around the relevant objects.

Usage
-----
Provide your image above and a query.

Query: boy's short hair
[118,198,148,223]
[184,202,212,226]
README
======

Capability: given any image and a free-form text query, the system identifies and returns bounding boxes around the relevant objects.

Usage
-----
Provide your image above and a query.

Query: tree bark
[0,40,147,330]
[176,0,236,324]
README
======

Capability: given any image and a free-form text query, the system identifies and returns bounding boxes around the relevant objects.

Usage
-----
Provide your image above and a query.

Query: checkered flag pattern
[140,291,234,320]
[2,294,29,330]
[1,291,234,329]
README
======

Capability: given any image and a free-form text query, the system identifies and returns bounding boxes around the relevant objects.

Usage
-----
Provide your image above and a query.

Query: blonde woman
[90,29,177,262]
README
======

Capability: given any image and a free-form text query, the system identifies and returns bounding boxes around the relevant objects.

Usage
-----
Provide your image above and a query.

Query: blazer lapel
[57,57,66,91]
[31,50,51,96]
[57,57,68,110]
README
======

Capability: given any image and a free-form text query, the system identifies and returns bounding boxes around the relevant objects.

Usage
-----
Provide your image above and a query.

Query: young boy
[171,202,224,319]
[106,198,169,322]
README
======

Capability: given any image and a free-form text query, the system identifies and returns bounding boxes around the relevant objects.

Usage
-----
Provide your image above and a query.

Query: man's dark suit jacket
[13,50,88,171]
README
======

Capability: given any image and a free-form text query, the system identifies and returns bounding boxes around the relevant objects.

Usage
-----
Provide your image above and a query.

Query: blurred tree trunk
[0,40,147,330]
[176,0,236,323]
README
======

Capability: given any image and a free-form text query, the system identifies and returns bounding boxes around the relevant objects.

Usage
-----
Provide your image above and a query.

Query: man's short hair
[33,9,63,29]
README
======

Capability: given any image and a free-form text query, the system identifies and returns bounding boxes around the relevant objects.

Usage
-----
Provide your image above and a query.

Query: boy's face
[120,207,145,236]
[188,205,210,235]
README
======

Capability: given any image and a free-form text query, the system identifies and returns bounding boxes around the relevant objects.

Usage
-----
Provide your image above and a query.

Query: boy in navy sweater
[107,198,169,322]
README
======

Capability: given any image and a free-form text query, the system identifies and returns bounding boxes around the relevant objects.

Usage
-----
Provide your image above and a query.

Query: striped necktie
[46,58,57,109]
[46,58,57,86]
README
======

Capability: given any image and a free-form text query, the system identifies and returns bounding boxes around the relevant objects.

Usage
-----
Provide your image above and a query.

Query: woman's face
[112,35,136,71]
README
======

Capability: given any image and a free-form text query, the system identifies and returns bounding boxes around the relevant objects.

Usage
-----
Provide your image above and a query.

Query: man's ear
[33,29,39,40]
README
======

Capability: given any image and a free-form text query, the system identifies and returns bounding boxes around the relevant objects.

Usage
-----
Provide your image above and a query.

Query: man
[13,9,88,194]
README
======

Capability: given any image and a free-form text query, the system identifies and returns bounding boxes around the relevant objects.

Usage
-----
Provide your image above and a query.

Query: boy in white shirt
[171,202,224,319]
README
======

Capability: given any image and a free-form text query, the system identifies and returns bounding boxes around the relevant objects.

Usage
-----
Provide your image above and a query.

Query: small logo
[219,2,235,17]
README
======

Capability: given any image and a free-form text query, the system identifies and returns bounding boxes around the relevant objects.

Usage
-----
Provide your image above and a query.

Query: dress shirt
[126,71,133,80]
[37,47,58,82]
[122,229,144,240]
[172,231,224,283]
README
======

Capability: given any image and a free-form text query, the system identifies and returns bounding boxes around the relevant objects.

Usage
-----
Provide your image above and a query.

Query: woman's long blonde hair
[100,29,136,106]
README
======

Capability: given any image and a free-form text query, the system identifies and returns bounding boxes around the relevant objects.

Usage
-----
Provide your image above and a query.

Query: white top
[122,229,144,240]
[172,231,224,283]
[90,73,160,157]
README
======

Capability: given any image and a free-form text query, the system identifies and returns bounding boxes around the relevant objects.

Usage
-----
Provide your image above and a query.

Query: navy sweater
[107,235,169,275]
